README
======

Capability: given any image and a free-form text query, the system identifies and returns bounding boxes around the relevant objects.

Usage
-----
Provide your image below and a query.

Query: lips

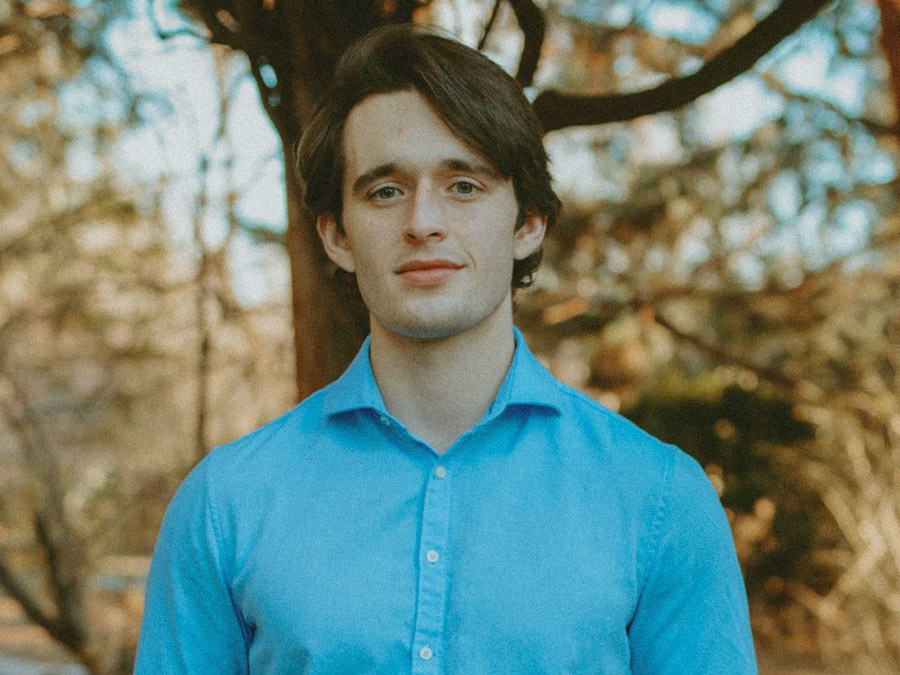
[395,258,463,286]
[396,259,463,273]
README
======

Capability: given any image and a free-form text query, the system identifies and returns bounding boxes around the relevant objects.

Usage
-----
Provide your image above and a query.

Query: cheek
[343,223,380,267]
[348,239,390,287]
[480,227,518,265]
[463,203,518,247]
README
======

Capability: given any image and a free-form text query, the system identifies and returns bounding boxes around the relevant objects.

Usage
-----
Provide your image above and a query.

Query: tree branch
[532,0,834,133]
[237,220,285,245]
[0,554,59,641]
[760,71,898,136]
[876,0,900,134]
[0,384,87,652]
[33,513,86,650]
[478,0,503,51]
[507,0,544,87]
[148,0,209,42]
[180,0,269,53]
[652,310,801,392]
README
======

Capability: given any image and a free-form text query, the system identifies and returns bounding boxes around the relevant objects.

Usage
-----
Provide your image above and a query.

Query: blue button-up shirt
[136,329,757,674]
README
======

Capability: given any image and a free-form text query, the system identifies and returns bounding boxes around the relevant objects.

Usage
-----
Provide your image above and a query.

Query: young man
[136,24,757,674]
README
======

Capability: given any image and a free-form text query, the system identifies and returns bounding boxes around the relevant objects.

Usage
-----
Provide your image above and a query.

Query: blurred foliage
[0,1,293,672]
[0,0,181,671]
[624,382,829,649]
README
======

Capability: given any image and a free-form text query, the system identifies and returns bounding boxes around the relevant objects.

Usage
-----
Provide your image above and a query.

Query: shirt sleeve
[135,456,250,674]
[628,450,758,675]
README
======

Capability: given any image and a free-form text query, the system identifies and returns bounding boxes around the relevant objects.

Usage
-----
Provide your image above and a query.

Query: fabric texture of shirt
[136,329,757,674]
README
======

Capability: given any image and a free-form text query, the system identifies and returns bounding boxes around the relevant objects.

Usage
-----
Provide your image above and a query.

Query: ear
[513,212,547,260]
[316,214,356,273]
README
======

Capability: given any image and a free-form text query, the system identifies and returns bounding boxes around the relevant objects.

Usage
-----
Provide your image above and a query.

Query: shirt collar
[321,334,389,419]
[488,327,564,416]
[321,327,564,420]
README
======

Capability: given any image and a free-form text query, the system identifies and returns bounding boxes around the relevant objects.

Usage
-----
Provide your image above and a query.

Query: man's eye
[372,186,399,200]
[453,180,479,196]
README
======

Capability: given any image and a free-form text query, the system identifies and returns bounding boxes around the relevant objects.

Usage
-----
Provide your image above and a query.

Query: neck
[369,298,516,454]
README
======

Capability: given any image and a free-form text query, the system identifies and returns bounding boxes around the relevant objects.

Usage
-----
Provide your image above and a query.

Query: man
[136,24,757,674]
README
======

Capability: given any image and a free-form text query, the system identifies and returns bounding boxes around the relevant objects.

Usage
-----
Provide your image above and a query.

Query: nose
[404,186,446,243]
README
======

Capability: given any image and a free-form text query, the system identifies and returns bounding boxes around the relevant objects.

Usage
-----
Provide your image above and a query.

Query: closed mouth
[395,259,463,274]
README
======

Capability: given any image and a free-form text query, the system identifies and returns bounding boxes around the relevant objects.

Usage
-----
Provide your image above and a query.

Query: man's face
[317,89,545,341]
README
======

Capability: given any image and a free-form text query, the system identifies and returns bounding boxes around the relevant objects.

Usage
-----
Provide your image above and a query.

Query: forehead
[341,90,491,182]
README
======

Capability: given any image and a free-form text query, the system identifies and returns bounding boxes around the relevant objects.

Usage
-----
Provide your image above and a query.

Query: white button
[435,466,447,479]
[426,549,439,563]
[379,416,390,426]
[419,646,433,660]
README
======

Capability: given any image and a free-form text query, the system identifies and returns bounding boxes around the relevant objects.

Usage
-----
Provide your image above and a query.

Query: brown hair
[296,23,560,290]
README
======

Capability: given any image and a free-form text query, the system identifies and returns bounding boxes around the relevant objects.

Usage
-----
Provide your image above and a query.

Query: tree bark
[877,0,900,133]
[283,142,369,399]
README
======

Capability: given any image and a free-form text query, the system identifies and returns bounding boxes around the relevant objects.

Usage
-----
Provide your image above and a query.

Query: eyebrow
[349,158,502,196]
[350,163,399,197]
[440,158,501,180]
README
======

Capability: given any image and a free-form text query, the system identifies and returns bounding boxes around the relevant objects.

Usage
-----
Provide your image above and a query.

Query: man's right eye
[371,186,399,201]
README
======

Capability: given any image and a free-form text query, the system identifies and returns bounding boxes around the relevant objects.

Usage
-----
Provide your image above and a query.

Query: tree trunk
[877,0,900,132]
[283,141,368,400]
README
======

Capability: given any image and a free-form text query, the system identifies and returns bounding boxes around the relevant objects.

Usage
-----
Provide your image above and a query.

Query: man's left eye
[372,186,399,200]
[453,180,478,195]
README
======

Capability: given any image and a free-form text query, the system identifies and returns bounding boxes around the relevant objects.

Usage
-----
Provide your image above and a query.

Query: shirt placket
[411,462,451,674]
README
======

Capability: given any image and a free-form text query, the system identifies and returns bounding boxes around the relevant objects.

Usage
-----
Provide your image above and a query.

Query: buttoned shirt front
[136,329,757,674]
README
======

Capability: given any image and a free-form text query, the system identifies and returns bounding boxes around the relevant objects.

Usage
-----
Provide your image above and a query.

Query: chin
[388,322,469,342]
[369,292,511,343]
[377,312,483,342]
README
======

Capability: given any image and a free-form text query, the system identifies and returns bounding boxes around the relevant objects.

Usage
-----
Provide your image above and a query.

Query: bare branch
[193,151,212,463]
[507,0,544,87]
[478,0,503,51]
[34,512,87,650]
[236,220,285,245]
[0,554,58,641]
[652,309,801,392]
[148,0,209,42]
[0,383,65,522]
[760,72,898,136]
[0,384,88,651]
[532,0,834,133]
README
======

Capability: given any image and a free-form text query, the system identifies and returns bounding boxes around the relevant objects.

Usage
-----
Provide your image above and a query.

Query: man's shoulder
[514,343,669,460]
[201,387,332,477]
[546,376,706,487]
[160,388,345,535]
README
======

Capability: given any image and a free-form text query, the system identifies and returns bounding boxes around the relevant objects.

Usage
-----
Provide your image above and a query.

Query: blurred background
[0,0,898,673]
